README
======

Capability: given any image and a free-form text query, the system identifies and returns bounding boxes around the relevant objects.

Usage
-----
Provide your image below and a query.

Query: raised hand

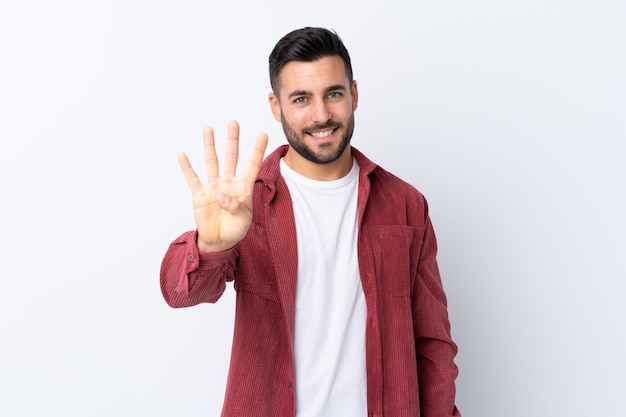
[178,120,269,252]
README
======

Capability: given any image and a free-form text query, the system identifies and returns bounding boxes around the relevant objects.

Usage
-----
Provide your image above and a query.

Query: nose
[311,98,331,124]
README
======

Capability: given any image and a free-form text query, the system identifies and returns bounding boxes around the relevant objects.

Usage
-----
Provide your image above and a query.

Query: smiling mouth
[308,128,336,139]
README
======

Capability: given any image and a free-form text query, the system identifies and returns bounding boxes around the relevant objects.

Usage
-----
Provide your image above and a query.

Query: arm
[413,214,462,417]
[160,230,239,308]
[160,121,268,308]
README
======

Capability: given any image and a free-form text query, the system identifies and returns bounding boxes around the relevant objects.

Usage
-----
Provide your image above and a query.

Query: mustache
[304,122,341,131]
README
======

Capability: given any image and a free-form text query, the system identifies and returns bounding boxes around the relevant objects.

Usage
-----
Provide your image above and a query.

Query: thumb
[216,192,229,206]
[216,192,245,215]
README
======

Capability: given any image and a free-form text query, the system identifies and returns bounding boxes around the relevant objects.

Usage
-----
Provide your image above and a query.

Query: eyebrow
[287,84,347,99]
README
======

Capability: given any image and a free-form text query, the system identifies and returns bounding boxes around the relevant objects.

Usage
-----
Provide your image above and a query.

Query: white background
[1,1,624,416]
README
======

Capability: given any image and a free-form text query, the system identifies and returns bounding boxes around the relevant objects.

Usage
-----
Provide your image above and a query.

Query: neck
[283,146,353,181]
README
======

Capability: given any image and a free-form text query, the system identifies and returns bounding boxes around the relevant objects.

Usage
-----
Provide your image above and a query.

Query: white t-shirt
[280,158,367,417]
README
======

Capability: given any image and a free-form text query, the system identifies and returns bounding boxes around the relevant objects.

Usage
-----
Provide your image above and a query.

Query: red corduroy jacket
[161,145,461,417]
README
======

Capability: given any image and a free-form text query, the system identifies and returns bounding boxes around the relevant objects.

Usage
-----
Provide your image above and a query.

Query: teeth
[311,129,334,139]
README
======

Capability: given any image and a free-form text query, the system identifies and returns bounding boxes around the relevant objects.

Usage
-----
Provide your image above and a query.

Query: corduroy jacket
[160,145,461,417]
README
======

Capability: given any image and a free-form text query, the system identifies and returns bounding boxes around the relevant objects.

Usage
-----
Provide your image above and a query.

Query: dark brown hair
[268,27,353,93]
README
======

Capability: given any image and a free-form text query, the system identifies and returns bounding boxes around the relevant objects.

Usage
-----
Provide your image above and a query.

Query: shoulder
[353,148,430,223]
[370,166,428,210]
[353,148,426,202]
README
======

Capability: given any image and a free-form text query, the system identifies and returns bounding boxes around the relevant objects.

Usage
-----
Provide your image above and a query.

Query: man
[161,27,461,417]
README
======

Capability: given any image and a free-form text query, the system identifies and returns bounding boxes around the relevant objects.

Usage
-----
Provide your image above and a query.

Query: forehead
[277,55,350,95]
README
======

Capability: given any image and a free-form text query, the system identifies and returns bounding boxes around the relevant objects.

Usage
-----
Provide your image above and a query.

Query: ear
[268,92,282,122]
[351,80,359,111]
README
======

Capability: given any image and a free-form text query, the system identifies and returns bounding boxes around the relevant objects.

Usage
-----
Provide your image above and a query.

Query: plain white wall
[1,1,624,416]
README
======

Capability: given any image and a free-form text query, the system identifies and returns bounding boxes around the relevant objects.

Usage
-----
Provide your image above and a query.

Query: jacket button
[287,380,293,389]
[187,255,194,263]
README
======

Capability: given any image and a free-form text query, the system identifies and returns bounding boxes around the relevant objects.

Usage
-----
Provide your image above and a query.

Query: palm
[179,121,268,252]
[191,175,253,248]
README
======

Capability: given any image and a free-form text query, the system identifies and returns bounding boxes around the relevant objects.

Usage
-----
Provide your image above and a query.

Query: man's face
[269,55,358,165]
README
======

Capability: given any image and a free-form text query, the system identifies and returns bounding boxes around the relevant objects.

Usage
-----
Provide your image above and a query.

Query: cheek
[282,109,307,127]
[332,103,353,120]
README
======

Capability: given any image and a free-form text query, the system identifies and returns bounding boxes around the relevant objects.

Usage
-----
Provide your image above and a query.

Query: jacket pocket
[367,225,417,296]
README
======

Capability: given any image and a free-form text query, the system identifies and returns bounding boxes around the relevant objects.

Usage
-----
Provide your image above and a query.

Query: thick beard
[280,111,355,165]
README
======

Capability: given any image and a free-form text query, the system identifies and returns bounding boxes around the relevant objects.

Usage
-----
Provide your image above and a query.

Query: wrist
[196,236,234,253]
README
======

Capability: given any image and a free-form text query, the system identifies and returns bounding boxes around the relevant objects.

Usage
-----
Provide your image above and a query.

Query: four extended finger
[184,122,267,190]
[203,127,219,180]
[178,152,202,193]
[243,132,269,183]
[223,120,240,178]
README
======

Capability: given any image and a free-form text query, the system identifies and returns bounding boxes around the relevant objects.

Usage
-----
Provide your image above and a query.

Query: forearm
[160,230,238,308]
[413,271,460,417]
[415,335,461,417]
[414,218,461,417]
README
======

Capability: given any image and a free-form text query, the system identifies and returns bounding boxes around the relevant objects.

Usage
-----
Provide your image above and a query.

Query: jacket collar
[257,144,379,187]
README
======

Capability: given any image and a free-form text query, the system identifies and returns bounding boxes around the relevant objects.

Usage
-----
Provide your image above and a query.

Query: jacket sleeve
[413,213,462,417]
[160,230,238,308]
